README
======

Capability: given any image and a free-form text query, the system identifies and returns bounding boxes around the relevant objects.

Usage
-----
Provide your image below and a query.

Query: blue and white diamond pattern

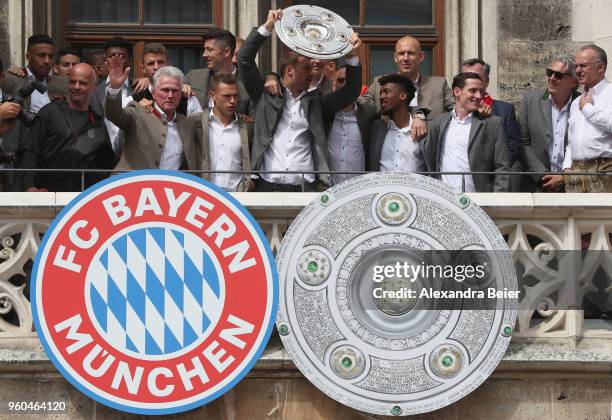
[86,225,223,356]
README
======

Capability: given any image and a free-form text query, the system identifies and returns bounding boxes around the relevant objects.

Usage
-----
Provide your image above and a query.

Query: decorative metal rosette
[275,5,354,59]
[276,172,517,416]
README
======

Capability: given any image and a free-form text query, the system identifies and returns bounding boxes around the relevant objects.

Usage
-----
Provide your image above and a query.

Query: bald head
[394,36,424,80]
[68,63,97,110]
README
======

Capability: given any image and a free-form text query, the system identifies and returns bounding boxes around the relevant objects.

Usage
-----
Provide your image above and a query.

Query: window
[283,0,444,84]
[58,0,222,77]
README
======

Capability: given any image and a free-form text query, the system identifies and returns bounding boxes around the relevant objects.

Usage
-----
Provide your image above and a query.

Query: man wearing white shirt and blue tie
[563,44,612,192]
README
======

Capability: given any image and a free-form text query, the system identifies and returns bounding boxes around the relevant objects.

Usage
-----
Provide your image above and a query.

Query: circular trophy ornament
[276,173,517,415]
[275,5,354,59]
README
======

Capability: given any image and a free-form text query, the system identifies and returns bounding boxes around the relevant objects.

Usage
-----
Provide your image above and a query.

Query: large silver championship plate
[276,173,518,416]
[275,5,354,59]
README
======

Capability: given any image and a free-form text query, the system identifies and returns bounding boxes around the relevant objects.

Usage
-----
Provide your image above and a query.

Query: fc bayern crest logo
[31,171,278,415]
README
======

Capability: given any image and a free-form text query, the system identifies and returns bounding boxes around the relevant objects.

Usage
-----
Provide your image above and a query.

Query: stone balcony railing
[1,192,612,344]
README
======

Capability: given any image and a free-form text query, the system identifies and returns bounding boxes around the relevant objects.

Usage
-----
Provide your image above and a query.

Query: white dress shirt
[208,109,243,191]
[380,118,425,172]
[327,103,364,185]
[440,110,476,192]
[26,67,50,113]
[106,77,133,153]
[155,103,183,170]
[549,97,571,172]
[563,78,612,169]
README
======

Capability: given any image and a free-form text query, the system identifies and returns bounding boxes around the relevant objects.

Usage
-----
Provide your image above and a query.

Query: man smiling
[422,72,510,192]
[104,56,200,172]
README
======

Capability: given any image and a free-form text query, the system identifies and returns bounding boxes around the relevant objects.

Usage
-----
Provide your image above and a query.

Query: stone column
[572,0,612,80]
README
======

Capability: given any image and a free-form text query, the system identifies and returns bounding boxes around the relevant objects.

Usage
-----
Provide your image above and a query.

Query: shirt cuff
[107,87,122,97]
[581,102,596,118]
[257,26,272,37]
[346,56,359,66]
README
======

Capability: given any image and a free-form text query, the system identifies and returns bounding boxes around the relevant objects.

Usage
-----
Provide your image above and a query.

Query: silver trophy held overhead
[275,5,354,59]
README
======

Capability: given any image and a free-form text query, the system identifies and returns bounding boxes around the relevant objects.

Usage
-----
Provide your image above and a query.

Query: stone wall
[497,0,584,105]
[0,0,9,73]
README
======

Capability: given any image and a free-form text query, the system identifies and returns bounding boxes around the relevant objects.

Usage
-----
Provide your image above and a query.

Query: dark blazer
[238,28,361,186]
[492,99,521,164]
[325,101,377,145]
[422,112,510,192]
[367,119,391,171]
[518,89,579,191]
[359,74,455,118]
[189,111,253,191]
[184,68,251,116]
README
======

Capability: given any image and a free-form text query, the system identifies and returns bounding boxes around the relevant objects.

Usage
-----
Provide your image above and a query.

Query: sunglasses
[546,69,572,79]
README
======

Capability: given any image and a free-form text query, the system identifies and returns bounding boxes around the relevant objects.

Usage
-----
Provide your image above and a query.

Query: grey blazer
[184,68,251,116]
[190,111,253,191]
[518,89,579,191]
[359,74,455,118]
[422,112,510,192]
[238,28,362,186]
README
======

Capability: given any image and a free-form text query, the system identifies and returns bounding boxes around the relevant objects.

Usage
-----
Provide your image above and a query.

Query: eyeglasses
[546,69,572,79]
[575,61,602,69]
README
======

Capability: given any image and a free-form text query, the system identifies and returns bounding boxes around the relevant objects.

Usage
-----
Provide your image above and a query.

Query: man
[563,45,612,192]
[359,35,454,139]
[367,74,425,173]
[462,58,521,164]
[83,50,107,83]
[47,48,81,98]
[0,34,54,114]
[232,36,244,68]
[327,63,377,185]
[191,73,252,191]
[519,56,579,192]
[184,28,250,115]
[90,37,133,153]
[105,56,200,172]
[18,63,116,192]
[423,72,510,192]
[131,42,202,116]
[238,9,362,191]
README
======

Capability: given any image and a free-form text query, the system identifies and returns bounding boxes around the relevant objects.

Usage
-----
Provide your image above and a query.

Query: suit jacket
[238,28,362,186]
[517,89,580,191]
[105,94,199,171]
[184,68,251,116]
[422,112,510,192]
[190,111,253,191]
[492,99,521,164]
[91,78,133,117]
[358,74,455,117]
[325,101,378,145]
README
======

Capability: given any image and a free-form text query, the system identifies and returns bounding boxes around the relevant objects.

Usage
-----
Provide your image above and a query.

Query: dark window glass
[365,0,433,26]
[144,0,213,24]
[167,47,205,75]
[304,0,360,25]
[70,0,139,24]
[369,46,432,83]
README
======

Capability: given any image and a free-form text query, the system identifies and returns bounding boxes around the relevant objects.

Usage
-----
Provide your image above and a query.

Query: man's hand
[108,55,130,90]
[478,103,492,117]
[0,102,21,120]
[246,179,256,192]
[579,91,593,110]
[411,117,427,141]
[264,9,282,32]
[8,65,26,77]
[138,98,154,112]
[264,74,282,97]
[133,77,150,94]
[541,174,564,191]
[345,33,362,59]
[238,113,254,124]
[182,84,193,98]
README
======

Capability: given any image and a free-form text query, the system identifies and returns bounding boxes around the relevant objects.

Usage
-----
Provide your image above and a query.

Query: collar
[339,102,358,115]
[412,73,421,88]
[548,95,571,112]
[153,103,176,124]
[105,76,130,90]
[387,117,412,133]
[285,86,308,101]
[209,107,238,126]
[451,109,474,124]
[589,78,609,95]
[26,67,49,84]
